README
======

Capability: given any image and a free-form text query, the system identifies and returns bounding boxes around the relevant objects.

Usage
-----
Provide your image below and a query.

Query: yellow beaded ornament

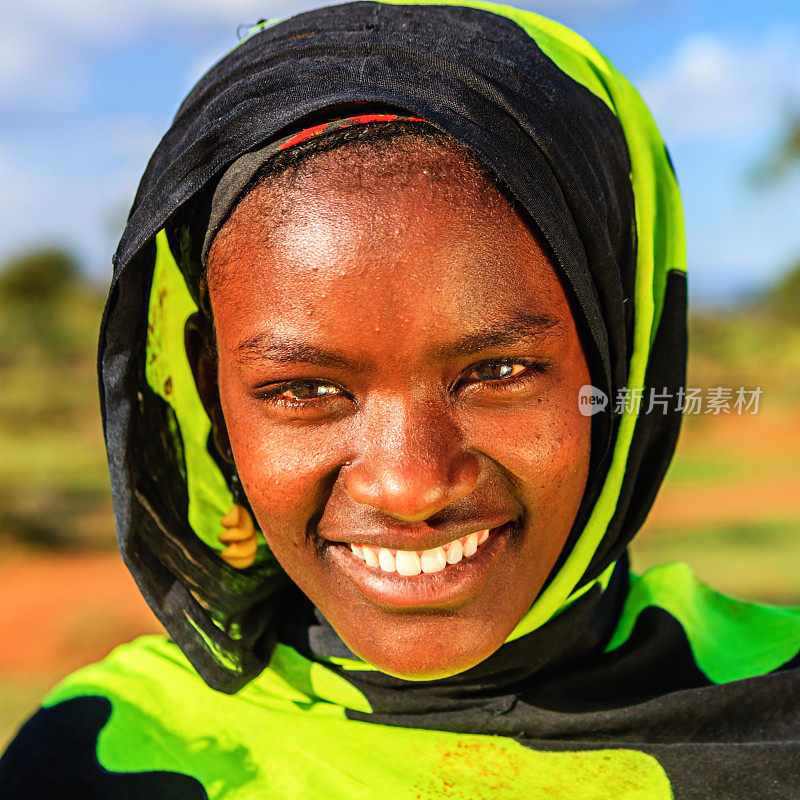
[218,503,258,569]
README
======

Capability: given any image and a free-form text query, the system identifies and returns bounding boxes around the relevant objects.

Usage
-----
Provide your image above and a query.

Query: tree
[0,248,81,302]
[764,259,800,322]
[757,117,800,321]
[755,113,800,183]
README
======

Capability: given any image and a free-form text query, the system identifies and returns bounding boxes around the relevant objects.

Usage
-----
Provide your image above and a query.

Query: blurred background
[2,0,799,748]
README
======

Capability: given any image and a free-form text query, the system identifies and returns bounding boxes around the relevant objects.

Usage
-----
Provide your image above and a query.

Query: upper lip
[321,519,513,552]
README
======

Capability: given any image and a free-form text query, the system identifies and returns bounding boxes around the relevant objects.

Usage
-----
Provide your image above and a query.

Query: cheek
[490,407,590,591]
[524,406,590,489]
[469,386,591,523]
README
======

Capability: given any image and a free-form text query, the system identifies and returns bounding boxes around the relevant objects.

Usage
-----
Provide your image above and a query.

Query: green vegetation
[0,248,81,303]
[628,297,800,603]
[760,262,800,323]
[687,309,800,406]
[631,518,800,605]
[0,249,113,550]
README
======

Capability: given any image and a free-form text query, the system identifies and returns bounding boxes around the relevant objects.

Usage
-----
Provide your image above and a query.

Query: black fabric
[0,697,208,800]
[100,0,656,693]
[285,555,629,717]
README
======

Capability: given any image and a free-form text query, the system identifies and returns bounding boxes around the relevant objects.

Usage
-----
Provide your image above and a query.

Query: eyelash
[256,358,549,410]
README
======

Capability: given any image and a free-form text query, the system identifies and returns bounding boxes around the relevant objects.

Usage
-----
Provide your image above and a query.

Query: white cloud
[10,0,304,42]
[0,27,39,89]
[638,27,800,142]
[0,0,313,114]
[0,19,82,109]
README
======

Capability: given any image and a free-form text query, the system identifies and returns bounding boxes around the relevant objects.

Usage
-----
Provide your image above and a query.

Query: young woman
[2,2,799,798]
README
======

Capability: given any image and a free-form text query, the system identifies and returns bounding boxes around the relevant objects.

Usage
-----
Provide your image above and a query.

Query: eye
[258,380,346,410]
[465,361,527,381]
[458,358,548,392]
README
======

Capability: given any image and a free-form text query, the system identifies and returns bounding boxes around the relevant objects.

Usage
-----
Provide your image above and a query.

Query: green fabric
[607,562,800,684]
[43,635,673,800]
[40,562,800,795]
[146,229,231,551]
[147,230,274,563]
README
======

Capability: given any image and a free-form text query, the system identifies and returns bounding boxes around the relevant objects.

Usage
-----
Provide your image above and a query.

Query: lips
[325,521,514,609]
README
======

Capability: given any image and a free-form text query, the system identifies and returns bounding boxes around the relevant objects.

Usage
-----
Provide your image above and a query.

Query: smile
[327,522,514,610]
[348,530,491,575]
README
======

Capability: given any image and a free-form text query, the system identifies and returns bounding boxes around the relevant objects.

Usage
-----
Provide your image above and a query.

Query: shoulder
[0,636,210,799]
[608,562,800,684]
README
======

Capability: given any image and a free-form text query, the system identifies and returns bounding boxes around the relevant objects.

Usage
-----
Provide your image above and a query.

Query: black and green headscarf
[102,0,688,689]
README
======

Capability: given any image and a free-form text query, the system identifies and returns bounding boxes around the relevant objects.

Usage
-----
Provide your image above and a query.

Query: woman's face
[198,142,591,679]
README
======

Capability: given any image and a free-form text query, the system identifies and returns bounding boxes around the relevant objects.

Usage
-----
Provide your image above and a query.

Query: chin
[342,626,503,681]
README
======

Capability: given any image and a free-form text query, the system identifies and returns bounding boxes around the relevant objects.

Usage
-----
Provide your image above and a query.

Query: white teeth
[347,527,496,574]
[445,540,463,564]
[362,546,379,568]
[395,550,422,576]
[378,548,397,573]
[420,547,447,573]
[463,532,479,557]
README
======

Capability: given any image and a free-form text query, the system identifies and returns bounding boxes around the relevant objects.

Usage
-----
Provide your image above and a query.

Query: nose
[344,400,479,523]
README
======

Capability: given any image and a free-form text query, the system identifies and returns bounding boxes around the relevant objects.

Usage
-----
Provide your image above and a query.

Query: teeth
[362,546,379,568]
[347,529,493,575]
[395,550,422,576]
[445,540,463,564]
[463,532,478,557]
[349,543,364,559]
[420,548,447,573]
[378,548,396,573]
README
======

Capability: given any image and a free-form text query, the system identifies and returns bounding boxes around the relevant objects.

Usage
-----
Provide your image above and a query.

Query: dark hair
[232,118,502,206]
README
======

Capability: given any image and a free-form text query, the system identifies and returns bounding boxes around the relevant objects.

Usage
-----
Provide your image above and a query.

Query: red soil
[0,552,163,680]
[646,411,800,532]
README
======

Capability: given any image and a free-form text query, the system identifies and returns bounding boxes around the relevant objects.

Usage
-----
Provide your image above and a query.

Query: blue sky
[2,0,800,303]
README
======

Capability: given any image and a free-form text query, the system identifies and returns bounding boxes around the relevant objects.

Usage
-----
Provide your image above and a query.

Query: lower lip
[325,523,514,610]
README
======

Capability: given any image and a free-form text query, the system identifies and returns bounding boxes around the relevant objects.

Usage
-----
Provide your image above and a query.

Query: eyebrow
[434,311,563,359]
[234,310,563,369]
[235,335,359,370]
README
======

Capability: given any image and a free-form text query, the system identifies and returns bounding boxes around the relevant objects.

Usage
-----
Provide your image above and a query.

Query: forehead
[206,144,574,351]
